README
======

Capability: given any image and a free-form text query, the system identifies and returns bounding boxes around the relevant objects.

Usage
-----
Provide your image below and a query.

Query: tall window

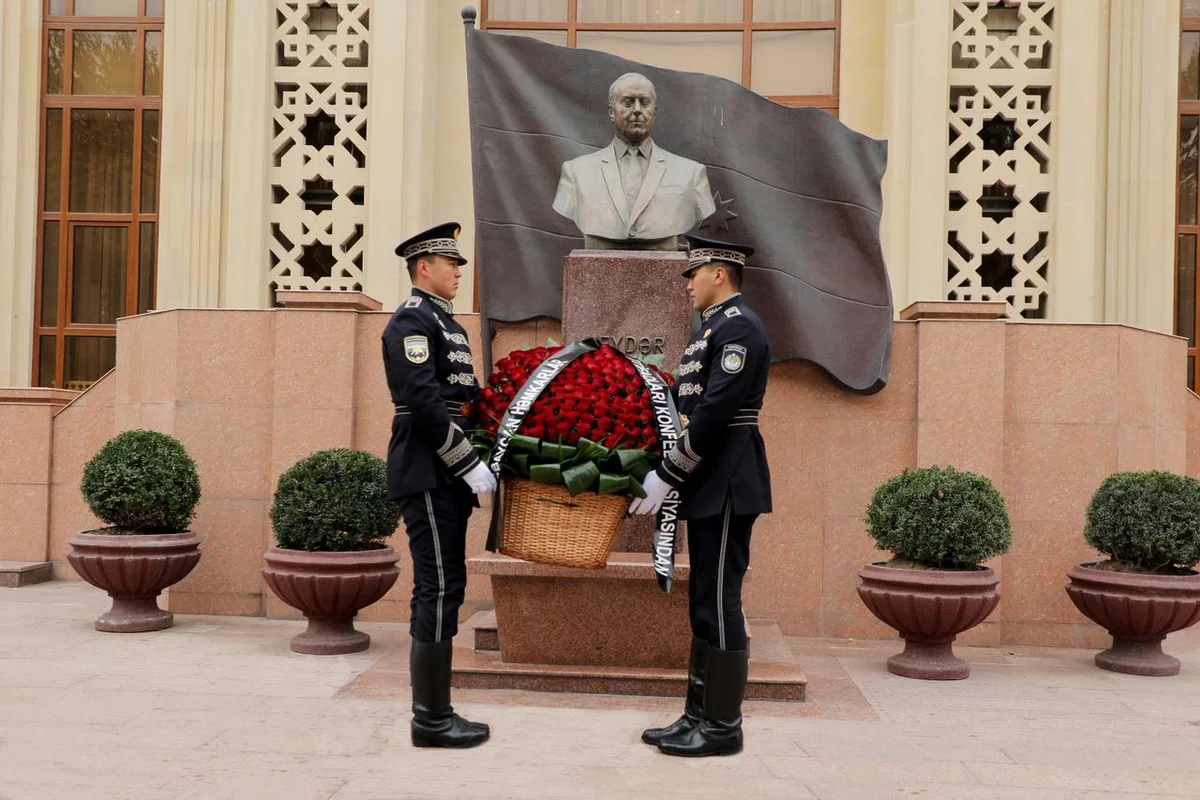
[1179,3,1200,391]
[35,0,163,390]
[481,0,840,114]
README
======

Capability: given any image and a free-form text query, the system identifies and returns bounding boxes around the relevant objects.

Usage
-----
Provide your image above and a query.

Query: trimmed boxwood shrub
[1084,471,1200,574]
[270,449,400,552]
[866,466,1012,569]
[81,430,201,534]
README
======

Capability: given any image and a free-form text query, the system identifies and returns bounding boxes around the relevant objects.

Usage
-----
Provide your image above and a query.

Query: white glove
[463,462,498,496]
[629,471,671,516]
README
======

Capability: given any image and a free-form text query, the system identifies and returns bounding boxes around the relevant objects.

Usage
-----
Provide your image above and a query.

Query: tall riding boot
[657,647,747,757]
[410,640,490,748]
[642,637,708,745]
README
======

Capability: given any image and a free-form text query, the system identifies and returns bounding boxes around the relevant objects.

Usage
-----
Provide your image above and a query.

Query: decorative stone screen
[268,0,371,295]
[945,0,1056,319]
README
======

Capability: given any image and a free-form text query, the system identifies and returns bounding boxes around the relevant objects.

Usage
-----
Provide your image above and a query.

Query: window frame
[479,0,841,114]
[34,0,163,389]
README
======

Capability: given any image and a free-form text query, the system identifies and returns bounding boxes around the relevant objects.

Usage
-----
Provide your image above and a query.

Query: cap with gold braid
[682,233,754,279]
[395,221,468,265]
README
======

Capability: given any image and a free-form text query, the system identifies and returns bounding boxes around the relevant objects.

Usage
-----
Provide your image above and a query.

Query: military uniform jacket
[382,288,482,500]
[655,293,772,519]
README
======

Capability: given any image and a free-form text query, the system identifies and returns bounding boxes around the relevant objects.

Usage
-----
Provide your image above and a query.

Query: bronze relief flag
[464,23,892,393]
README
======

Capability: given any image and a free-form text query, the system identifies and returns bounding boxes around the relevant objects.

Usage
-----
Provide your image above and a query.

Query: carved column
[0,0,42,385]
[1103,0,1179,332]
[158,0,229,309]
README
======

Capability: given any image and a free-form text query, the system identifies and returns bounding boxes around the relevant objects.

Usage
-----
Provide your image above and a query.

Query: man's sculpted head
[608,73,657,147]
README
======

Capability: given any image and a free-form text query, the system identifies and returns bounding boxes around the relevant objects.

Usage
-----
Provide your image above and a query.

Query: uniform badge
[721,344,746,374]
[404,335,430,364]
[724,306,742,318]
[404,296,422,309]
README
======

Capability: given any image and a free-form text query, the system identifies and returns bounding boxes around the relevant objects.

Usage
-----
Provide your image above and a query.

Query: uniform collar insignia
[413,287,454,316]
[701,292,742,322]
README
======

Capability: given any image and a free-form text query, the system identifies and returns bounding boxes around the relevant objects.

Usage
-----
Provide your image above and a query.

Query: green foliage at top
[865,466,1012,569]
[270,449,400,552]
[1084,471,1200,573]
[81,430,201,533]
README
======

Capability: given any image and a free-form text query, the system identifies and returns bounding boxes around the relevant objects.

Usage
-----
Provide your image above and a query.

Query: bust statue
[552,73,716,251]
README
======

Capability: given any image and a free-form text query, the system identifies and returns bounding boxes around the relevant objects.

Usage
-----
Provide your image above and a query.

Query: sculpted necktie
[622,146,646,214]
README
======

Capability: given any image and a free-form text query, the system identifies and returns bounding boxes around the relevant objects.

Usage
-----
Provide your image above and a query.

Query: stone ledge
[274,289,383,312]
[0,561,53,588]
[0,389,80,407]
[468,551,691,581]
[453,614,805,702]
[898,300,1008,321]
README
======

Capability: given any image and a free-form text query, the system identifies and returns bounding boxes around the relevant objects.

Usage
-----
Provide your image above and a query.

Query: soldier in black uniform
[631,234,772,758]
[383,221,496,749]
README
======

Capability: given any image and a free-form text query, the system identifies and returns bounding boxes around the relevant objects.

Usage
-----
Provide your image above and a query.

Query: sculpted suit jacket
[553,140,716,242]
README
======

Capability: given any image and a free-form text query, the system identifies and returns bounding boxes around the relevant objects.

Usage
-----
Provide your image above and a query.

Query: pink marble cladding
[7,305,1197,649]
[561,250,693,369]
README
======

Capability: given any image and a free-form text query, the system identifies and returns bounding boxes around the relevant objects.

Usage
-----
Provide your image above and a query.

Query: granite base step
[453,611,805,702]
[0,561,53,588]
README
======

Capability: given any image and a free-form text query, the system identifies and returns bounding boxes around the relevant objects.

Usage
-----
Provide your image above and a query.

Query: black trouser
[397,481,474,643]
[686,498,757,651]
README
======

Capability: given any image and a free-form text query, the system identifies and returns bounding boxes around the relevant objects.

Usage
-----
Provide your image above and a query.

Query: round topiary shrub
[1084,471,1200,574]
[270,449,401,552]
[866,466,1012,569]
[81,429,201,534]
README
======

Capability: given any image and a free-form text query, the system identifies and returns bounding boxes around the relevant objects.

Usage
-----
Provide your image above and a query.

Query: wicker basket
[499,478,630,569]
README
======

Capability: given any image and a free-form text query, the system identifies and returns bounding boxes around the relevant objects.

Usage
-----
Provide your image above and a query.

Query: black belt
[394,401,465,417]
[730,408,760,428]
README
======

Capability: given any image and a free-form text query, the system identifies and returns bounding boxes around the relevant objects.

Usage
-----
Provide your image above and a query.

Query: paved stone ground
[4,583,1200,799]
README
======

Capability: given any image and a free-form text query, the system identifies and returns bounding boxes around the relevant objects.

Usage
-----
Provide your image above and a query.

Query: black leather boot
[642,637,708,745]
[657,647,747,757]
[410,640,490,748]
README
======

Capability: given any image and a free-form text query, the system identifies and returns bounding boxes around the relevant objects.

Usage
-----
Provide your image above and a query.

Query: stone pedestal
[561,250,694,369]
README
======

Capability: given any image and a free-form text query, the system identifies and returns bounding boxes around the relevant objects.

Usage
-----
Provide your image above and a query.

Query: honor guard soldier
[383,221,496,749]
[630,234,772,757]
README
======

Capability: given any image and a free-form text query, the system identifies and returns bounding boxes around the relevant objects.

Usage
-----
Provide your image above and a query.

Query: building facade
[0,0,1188,388]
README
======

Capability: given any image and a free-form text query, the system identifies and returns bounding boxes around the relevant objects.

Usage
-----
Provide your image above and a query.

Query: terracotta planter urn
[1065,563,1200,676]
[857,563,1001,680]
[67,531,203,632]
[262,546,400,655]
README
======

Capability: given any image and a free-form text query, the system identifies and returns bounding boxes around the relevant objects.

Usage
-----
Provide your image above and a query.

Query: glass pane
[41,221,61,328]
[1178,234,1196,347]
[73,0,139,16]
[138,222,155,314]
[147,0,164,16]
[1186,0,1200,17]
[578,0,742,23]
[576,31,742,83]
[490,29,570,46]
[1183,33,1200,101]
[751,30,836,96]
[488,0,568,22]
[1182,117,1199,226]
[43,109,62,212]
[70,109,134,213]
[37,337,57,389]
[47,30,64,94]
[49,0,67,15]
[64,337,117,391]
[72,31,138,95]
[72,226,128,325]
[144,31,162,95]
[141,109,159,212]
[754,0,836,22]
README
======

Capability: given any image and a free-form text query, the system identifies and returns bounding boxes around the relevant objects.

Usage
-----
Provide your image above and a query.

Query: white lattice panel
[945,0,1056,318]
[269,1,371,293]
